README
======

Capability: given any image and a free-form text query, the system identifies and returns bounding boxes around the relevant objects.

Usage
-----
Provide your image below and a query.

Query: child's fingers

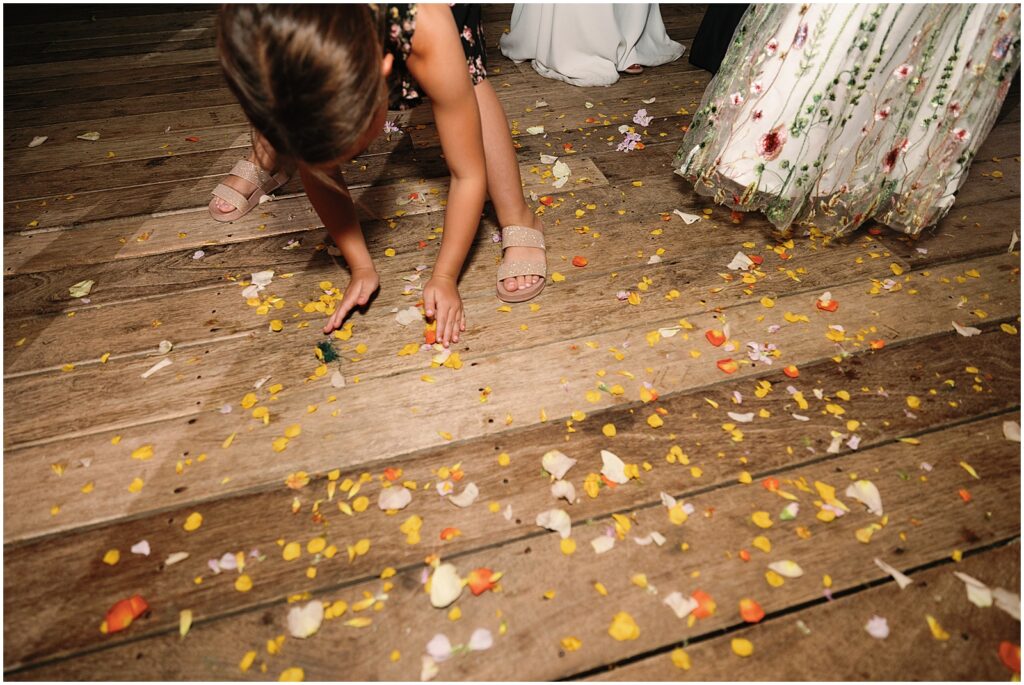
[424,288,437,319]
[322,307,344,334]
[442,307,458,347]
[326,287,360,333]
[439,310,451,347]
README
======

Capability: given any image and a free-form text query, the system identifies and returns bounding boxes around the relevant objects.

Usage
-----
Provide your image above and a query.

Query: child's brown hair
[217,4,387,166]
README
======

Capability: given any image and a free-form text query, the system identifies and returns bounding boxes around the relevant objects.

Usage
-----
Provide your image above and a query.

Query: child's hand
[423,275,466,347]
[323,266,379,334]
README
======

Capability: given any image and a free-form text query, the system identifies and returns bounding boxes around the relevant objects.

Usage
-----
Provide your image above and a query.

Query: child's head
[218,5,392,167]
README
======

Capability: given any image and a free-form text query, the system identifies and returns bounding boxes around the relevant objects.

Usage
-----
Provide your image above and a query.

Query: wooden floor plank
[4,72,226,116]
[3,7,215,43]
[3,326,1016,669]
[3,46,219,82]
[2,179,905,373]
[589,542,1022,681]
[8,412,1018,679]
[5,87,238,130]
[4,60,222,99]
[2,155,607,275]
[4,251,1017,543]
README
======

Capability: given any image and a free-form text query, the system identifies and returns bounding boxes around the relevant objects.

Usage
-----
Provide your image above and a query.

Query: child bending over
[212,4,548,347]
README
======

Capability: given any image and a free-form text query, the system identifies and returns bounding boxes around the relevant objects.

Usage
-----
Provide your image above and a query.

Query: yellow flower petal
[731,638,754,657]
[183,512,203,532]
[278,667,304,681]
[608,612,640,641]
[671,648,691,670]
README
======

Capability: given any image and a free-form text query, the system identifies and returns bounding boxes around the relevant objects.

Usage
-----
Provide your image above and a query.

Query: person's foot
[501,217,545,293]
[210,150,289,216]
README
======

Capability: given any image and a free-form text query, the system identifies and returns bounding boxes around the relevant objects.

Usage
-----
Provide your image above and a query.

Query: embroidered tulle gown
[675,4,1021,236]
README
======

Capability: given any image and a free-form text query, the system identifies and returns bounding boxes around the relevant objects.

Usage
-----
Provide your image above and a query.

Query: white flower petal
[600,450,629,484]
[864,615,889,639]
[1003,421,1021,442]
[426,633,452,662]
[130,540,151,556]
[727,411,755,423]
[590,535,615,554]
[536,508,572,539]
[395,306,423,326]
[420,655,439,682]
[952,321,982,337]
[993,587,1021,620]
[141,358,172,379]
[727,252,754,270]
[251,270,274,288]
[673,209,700,224]
[954,572,993,608]
[542,450,577,480]
[550,479,576,504]
[468,628,494,651]
[874,558,913,589]
[447,482,479,508]
[539,154,558,165]
[768,560,804,578]
[429,564,463,608]
[28,135,48,148]
[165,552,189,566]
[378,486,412,511]
[663,591,699,619]
[287,600,324,639]
[526,126,545,135]
[845,480,883,516]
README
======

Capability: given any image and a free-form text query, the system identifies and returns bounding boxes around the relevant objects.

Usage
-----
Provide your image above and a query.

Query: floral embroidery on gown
[675,4,1021,237]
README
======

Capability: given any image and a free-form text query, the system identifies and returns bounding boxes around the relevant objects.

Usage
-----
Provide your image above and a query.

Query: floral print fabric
[675,4,1021,237]
[384,4,488,111]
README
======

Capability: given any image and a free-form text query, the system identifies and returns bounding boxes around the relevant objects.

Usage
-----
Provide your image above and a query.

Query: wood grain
[589,542,1022,681]
[4,252,1017,543]
[8,413,1018,679]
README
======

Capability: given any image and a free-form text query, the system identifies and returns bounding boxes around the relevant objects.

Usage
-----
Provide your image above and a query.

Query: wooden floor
[4,4,1021,681]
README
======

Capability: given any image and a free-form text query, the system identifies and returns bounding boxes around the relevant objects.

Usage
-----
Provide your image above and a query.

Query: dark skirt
[386,4,487,111]
[687,4,748,74]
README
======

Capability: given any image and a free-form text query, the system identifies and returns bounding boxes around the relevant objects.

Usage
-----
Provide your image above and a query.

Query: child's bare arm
[298,165,380,333]
[408,4,487,346]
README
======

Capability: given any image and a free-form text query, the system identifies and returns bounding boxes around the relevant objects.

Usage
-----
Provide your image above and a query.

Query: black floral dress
[383,4,488,111]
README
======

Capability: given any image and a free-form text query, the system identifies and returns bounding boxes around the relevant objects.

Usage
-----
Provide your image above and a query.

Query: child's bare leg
[474,78,543,293]
[210,129,292,215]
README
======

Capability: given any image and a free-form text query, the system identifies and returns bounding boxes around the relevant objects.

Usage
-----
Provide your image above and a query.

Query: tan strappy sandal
[208,159,291,223]
[496,224,547,303]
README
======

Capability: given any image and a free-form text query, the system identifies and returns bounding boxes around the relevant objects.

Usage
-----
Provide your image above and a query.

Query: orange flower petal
[467,568,498,596]
[739,598,765,623]
[691,590,716,619]
[705,330,726,347]
[999,642,1020,673]
[717,359,739,374]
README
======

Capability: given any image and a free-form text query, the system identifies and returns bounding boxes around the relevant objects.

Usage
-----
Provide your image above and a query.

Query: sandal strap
[501,225,546,250]
[211,183,250,213]
[497,259,547,281]
[229,159,281,192]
